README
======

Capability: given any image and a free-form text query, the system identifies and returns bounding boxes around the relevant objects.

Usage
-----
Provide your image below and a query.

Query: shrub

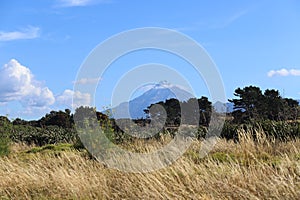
[10,125,78,146]
[220,120,300,141]
[221,121,239,141]
[0,116,12,156]
[0,135,10,156]
[259,120,300,140]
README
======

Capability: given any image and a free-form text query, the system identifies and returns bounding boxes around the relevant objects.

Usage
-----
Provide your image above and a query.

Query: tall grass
[0,128,299,199]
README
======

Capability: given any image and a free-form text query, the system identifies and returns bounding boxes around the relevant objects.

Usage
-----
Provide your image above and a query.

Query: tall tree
[229,86,264,121]
[198,96,212,126]
[145,97,212,126]
[283,98,299,120]
[263,89,283,120]
[230,86,300,122]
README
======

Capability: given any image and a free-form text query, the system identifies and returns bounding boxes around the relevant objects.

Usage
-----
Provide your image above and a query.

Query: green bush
[220,120,300,141]
[0,117,12,156]
[221,122,239,141]
[9,125,78,146]
[0,135,10,156]
[259,120,300,140]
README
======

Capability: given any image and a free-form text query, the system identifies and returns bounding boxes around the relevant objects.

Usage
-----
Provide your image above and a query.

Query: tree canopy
[144,96,212,126]
[229,86,299,123]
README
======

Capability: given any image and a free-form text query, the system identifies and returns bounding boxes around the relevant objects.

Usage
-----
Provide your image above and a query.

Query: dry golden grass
[0,129,300,199]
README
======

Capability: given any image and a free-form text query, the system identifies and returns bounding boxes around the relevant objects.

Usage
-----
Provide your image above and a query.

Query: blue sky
[0,0,300,119]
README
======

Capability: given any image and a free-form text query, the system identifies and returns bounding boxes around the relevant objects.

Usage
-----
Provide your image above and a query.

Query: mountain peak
[111,82,194,119]
[153,80,172,89]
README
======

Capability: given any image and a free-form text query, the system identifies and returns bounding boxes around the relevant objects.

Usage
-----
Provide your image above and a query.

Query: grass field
[0,129,299,199]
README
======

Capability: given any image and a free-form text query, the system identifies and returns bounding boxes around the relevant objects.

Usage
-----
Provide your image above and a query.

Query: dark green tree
[282,98,299,120]
[39,109,73,128]
[145,99,181,126]
[145,97,212,126]
[229,86,264,122]
[198,96,212,126]
[230,86,300,122]
[263,89,283,120]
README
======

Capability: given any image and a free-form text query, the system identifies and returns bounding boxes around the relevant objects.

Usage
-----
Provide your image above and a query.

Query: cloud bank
[0,59,91,118]
[73,77,101,85]
[0,26,40,41]
[0,59,55,107]
[56,89,91,108]
[267,68,300,77]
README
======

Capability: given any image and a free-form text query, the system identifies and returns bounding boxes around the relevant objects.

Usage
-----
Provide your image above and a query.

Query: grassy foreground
[0,130,300,199]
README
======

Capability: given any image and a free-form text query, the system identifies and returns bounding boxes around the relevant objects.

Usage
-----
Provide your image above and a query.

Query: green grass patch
[184,150,201,164]
[210,152,236,163]
[295,154,300,161]
[25,143,74,154]
[256,153,281,167]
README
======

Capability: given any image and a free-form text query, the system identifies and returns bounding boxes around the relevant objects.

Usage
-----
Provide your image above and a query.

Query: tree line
[229,86,299,123]
[0,85,299,148]
[143,96,212,127]
[2,85,299,129]
[144,85,299,126]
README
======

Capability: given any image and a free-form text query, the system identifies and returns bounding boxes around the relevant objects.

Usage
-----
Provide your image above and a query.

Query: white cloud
[0,26,40,41]
[0,59,55,107]
[209,10,248,29]
[20,87,55,107]
[224,10,248,27]
[73,77,101,85]
[0,59,94,118]
[267,68,300,77]
[56,0,110,7]
[56,89,91,108]
[58,0,92,6]
[290,69,300,76]
[17,106,52,119]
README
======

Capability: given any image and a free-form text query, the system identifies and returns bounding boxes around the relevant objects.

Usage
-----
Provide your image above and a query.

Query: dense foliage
[144,96,212,126]
[0,116,12,156]
[229,86,299,123]
[0,110,79,153]
[221,120,300,141]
